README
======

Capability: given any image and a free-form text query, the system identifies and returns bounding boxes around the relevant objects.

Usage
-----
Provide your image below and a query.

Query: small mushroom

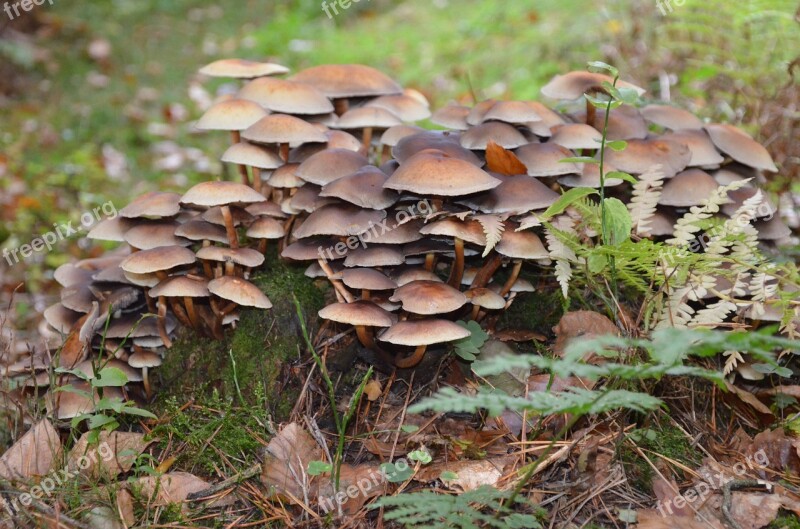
[379,319,471,368]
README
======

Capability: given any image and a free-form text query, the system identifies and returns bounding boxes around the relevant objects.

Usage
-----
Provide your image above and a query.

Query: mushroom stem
[224,261,236,277]
[201,241,214,278]
[168,298,191,328]
[141,366,151,399]
[184,297,198,330]
[361,289,371,301]
[380,144,391,165]
[471,252,503,289]
[424,253,436,272]
[252,167,262,194]
[156,297,173,349]
[220,302,238,316]
[279,142,290,162]
[355,325,376,350]
[258,239,268,255]
[470,304,481,321]
[395,345,427,369]
[362,127,373,151]
[585,96,596,127]
[220,205,239,249]
[317,258,355,303]
[447,237,465,288]
[499,260,522,297]
[333,98,349,116]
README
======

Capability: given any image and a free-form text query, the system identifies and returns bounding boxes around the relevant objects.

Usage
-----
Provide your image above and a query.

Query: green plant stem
[598,76,619,303]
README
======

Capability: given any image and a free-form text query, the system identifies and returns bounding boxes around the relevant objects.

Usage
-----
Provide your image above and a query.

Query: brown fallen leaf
[68,430,154,479]
[0,419,62,480]
[553,311,620,360]
[364,379,382,401]
[115,488,135,526]
[745,428,800,475]
[724,380,773,416]
[485,140,527,176]
[635,509,724,529]
[651,472,691,518]
[493,328,547,343]
[259,422,322,502]
[730,491,781,529]
[414,456,516,491]
[129,472,233,508]
[316,463,386,515]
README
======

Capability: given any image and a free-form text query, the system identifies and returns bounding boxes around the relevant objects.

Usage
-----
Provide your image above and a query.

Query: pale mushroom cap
[549,123,603,150]
[558,164,624,188]
[208,276,272,309]
[105,313,177,338]
[514,143,580,177]
[221,142,283,169]
[722,188,777,218]
[391,267,443,286]
[149,275,209,298]
[319,166,399,210]
[87,217,136,242]
[128,350,163,369]
[389,280,467,315]
[246,201,288,219]
[54,263,94,288]
[380,125,424,147]
[662,129,725,167]
[334,268,397,291]
[201,206,254,227]
[754,216,792,241]
[196,246,265,268]
[282,238,343,261]
[242,114,328,146]
[246,217,285,240]
[295,148,369,186]
[465,175,560,214]
[293,204,387,238]
[541,71,645,100]
[324,129,365,152]
[366,94,432,122]
[465,288,506,310]
[658,169,720,207]
[578,105,648,141]
[237,77,334,115]
[120,192,182,219]
[335,107,403,129]
[466,99,497,126]
[482,100,542,124]
[367,219,424,245]
[496,228,548,259]
[384,151,501,196]
[344,245,404,267]
[431,104,470,130]
[181,181,267,208]
[174,220,229,244]
[419,218,486,246]
[460,122,528,150]
[379,319,471,346]
[267,163,305,188]
[318,300,394,327]
[392,131,483,166]
[705,123,778,172]
[290,64,402,98]
[120,246,196,274]
[44,303,81,334]
[289,184,335,213]
[199,58,289,78]
[604,138,691,177]
[648,210,678,237]
[641,104,704,131]
[195,99,268,131]
[123,222,191,250]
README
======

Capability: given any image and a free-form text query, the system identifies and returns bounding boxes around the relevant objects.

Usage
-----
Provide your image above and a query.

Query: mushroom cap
[658,169,720,207]
[44,303,81,334]
[324,129,366,152]
[264,163,303,189]
[334,268,397,291]
[460,122,528,150]
[120,246,196,274]
[466,99,497,126]
[641,104,704,131]
[87,217,136,242]
[481,100,543,124]
[197,246,265,268]
[754,216,792,241]
[541,71,645,100]
[662,129,725,167]
[465,288,506,310]
[496,228,548,259]
[419,218,486,246]
[384,151,501,196]
[295,148,369,186]
[54,263,94,288]
[335,107,403,129]
[202,205,255,227]
[379,319,471,347]
[319,166,398,210]
[704,123,778,172]
[47,382,124,420]
[123,221,191,250]
[174,220,229,244]
[713,164,763,187]
[604,138,691,177]
[149,275,209,298]
[246,217,285,240]
[344,245,404,267]
[380,125,424,147]
[195,99,268,131]
[289,184,335,214]
[389,280,467,315]
[464,175,560,214]
[199,58,289,78]
[246,201,288,219]
[514,143,580,177]
[208,276,272,309]
[293,204,387,238]
[128,350,163,369]
[722,188,777,218]
[242,114,328,146]
[290,64,402,98]
[282,238,343,261]
[549,123,603,150]
[392,131,482,166]
[120,192,182,219]
[391,267,443,286]
[106,313,177,339]
[181,181,267,208]
[221,142,283,170]
[431,104,470,130]
[558,163,624,188]
[577,105,648,140]
[647,209,677,237]
[366,94,431,122]
[367,219,424,245]
[319,300,394,327]
[237,77,334,114]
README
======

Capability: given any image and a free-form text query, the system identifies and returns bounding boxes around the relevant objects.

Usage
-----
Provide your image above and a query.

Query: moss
[770,513,800,529]
[154,253,326,422]
[618,423,701,491]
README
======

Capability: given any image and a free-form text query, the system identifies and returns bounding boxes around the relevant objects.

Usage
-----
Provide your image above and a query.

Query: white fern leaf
[475,214,505,257]
[723,350,744,375]
[627,164,665,236]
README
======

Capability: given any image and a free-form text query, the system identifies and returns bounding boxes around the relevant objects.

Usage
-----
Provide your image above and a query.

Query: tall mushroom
[379,319,470,369]
[181,181,267,249]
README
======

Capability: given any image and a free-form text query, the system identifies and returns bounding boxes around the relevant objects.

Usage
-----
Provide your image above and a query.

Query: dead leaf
[652,473,691,517]
[635,509,724,529]
[485,140,527,176]
[0,420,62,480]
[414,456,515,491]
[115,488,135,526]
[724,380,773,415]
[84,506,124,529]
[493,329,546,343]
[129,472,232,507]
[730,491,781,529]
[364,380,382,401]
[316,463,386,514]
[68,430,154,479]
[259,422,322,502]
[745,428,800,475]
[553,311,620,359]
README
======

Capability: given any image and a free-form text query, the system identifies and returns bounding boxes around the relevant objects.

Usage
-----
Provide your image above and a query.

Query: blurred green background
[0,0,798,325]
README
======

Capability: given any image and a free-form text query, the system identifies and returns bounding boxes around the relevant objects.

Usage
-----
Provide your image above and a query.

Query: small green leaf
[617,87,640,104]
[400,424,420,433]
[307,460,332,476]
[606,140,628,152]
[380,462,413,483]
[54,367,90,381]
[587,61,618,78]
[93,367,129,387]
[584,93,612,109]
[120,406,158,419]
[587,253,608,274]
[540,188,598,221]
[453,320,489,362]
[601,198,632,246]
[606,171,637,184]
[408,449,433,465]
[560,156,599,164]
[440,471,459,481]
[87,414,118,430]
[95,397,125,413]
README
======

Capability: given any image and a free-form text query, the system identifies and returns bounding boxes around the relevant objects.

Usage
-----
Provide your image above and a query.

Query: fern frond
[666,180,749,247]
[627,165,665,236]
[475,214,505,257]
